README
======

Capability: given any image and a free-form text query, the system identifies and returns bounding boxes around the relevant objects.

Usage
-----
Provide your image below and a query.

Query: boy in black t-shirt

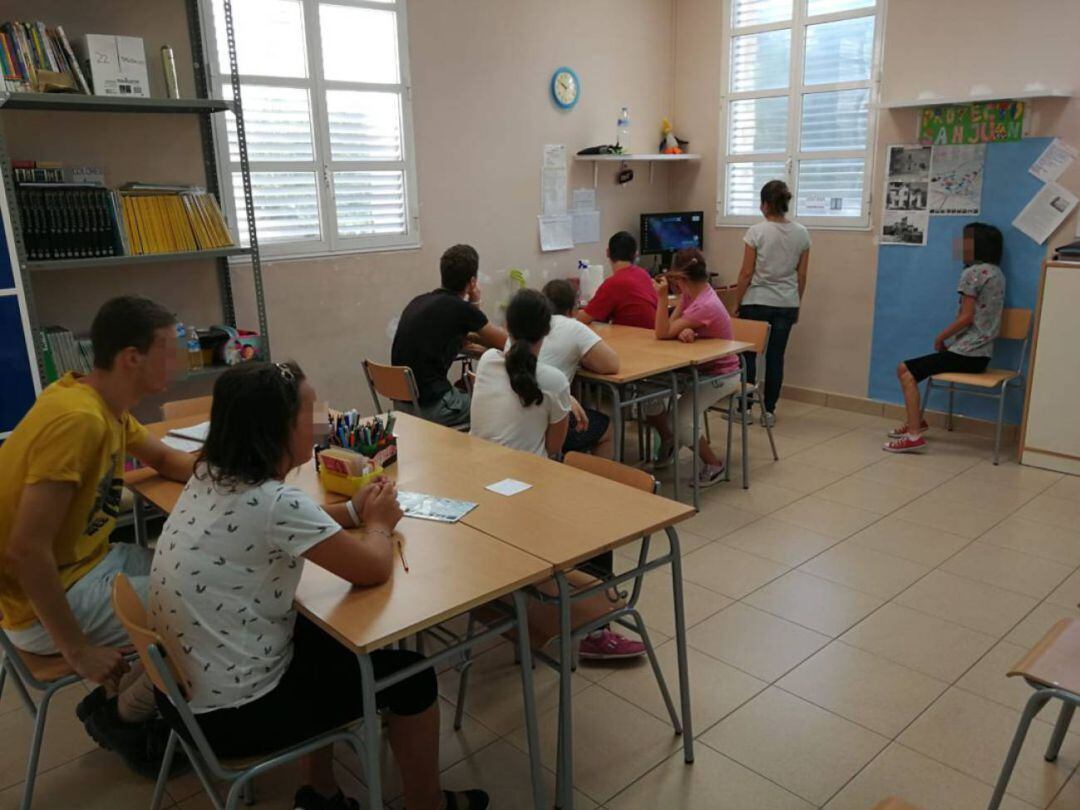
[392,244,508,426]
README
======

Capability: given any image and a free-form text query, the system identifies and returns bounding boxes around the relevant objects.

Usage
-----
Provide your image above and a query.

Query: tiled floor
[3,401,1080,809]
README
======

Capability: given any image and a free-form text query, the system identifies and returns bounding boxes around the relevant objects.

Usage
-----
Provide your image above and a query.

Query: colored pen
[397,539,409,573]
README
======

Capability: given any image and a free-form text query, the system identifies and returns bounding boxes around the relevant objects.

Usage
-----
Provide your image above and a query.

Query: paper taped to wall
[539,215,573,251]
[1029,138,1078,184]
[571,210,600,244]
[1013,181,1078,245]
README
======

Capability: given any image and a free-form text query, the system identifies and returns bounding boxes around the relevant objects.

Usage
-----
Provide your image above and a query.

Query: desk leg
[740,358,750,489]
[133,496,149,548]
[666,526,695,763]
[555,572,574,810]
[512,591,546,810]
[610,383,624,464]
[668,372,680,504]
[356,654,383,810]
[691,367,701,511]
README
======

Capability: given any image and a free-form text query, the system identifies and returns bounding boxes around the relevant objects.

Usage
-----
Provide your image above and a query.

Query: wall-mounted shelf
[27,247,252,272]
[879,89,1073,110]
[0,92,231,114]
[574,153,701,186]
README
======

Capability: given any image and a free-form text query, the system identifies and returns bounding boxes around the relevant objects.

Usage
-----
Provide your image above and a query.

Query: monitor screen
[640,211,704,255]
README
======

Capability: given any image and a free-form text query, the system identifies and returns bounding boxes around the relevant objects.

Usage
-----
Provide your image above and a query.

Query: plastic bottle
[617,106,631,152]
[186,325,204,371]
[174,321,186,356]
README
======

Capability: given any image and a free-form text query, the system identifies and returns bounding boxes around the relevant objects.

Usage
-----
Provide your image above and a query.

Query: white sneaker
[761,412,776,428]
[695,462,726,488]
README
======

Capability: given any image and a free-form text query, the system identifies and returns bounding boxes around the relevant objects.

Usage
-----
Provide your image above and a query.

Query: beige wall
[670,0,1080,400]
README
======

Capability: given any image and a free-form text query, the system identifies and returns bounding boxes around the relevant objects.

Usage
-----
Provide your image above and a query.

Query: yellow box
[318,465,385,497]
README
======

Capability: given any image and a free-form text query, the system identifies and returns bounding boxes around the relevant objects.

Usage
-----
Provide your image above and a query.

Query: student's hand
[69,644,129,691]
[350,477,385,524]
[362,481,404,532]
[677,328,697,344]
[569,397,589,432]
[934,335,946,352]
[654,276,669,296]
[467,284,482,304]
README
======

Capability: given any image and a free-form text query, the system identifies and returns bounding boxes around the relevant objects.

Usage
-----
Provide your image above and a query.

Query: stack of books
[1,21,89,94]
[38,326,93,382]
[16,183,124,260]
[119,185,234,255]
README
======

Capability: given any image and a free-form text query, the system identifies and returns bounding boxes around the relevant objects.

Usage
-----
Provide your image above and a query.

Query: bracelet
[367,527,392,539]
[344,499,360,528]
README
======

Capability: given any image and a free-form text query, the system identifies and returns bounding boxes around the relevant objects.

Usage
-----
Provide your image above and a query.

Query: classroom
[1,0,1080,809]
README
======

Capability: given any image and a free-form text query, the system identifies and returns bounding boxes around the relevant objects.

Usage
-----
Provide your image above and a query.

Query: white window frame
[716,0,885,230]
[198,0,421,260]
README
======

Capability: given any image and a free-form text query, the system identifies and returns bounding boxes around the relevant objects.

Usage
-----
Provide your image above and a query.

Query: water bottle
[617,106,631,152]
[186,325,204,371]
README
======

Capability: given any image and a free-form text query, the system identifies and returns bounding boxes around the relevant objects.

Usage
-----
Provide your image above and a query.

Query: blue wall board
[0,295,36,433]
[868,137,1052,424]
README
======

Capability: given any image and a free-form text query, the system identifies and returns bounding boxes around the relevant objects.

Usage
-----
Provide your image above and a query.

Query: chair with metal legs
[988,617,1080,809]
[0,627,89,810]
[111,574,366,810]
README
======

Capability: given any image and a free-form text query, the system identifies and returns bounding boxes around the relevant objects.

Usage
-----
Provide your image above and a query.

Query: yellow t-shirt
[0,374,148,630]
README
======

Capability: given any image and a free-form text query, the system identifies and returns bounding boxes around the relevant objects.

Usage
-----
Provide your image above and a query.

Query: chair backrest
[111,574,187,697]
[999,308,1032,341]
[363,359,421,413]
[162,395,213,421]
[729,317,770,355]
[564,452,657,494]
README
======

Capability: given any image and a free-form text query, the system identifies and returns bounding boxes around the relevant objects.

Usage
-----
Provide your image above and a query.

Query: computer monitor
[640,211,704,256]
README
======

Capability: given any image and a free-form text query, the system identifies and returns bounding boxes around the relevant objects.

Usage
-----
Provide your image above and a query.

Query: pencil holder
[318,465,386,497]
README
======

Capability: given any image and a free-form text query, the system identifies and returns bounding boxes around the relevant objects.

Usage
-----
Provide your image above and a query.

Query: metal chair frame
[362,359,422,415]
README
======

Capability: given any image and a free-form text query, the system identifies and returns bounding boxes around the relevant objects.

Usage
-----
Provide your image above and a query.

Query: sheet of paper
[543,144,566,170]
[880,144,931,245]
[542,167,567,215]
[161,435,204,453]
[485,478,532,497]
[571,210,601,244]
[1030,138,1078,184]
[539,214,573,251]
[571,187,596,212]
[167,421,210,442]
[1013,181,1079,245]
[929,144,985,215]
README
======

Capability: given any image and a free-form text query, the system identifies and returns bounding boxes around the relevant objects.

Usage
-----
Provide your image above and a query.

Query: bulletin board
[867,137,1052,424]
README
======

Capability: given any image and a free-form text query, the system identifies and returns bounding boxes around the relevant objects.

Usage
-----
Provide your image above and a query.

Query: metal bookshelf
[0,0,269,390]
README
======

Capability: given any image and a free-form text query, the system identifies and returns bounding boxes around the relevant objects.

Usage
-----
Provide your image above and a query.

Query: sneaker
[695,462,726,488]
[652,436,676,469]
[887,420,929,439]
[81,696,188,779]
[761,411,776,428]
[726,400,751,423]
[443,789,491,810]
[883,434,927,453]
[578,628,646,660]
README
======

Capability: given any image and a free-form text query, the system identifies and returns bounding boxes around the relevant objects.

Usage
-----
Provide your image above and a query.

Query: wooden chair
[0,626,91,810]
[362,359,421,414]
[988,618,1080,809]
[920,308,1032,465]
[161,395,213,421]
[111,574,365,810]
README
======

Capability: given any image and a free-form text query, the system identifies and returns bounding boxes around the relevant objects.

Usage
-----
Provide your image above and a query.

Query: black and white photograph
[887,145,932,182]
[881,209,928,245]
[886,181,928,210]
[881,144,931,245]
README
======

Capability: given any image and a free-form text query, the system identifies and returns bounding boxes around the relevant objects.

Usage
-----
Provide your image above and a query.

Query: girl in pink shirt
[655,249,741,487]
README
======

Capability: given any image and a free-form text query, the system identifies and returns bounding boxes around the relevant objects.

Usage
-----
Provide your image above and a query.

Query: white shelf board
[879,89,1073,110]
[575,153,700,186]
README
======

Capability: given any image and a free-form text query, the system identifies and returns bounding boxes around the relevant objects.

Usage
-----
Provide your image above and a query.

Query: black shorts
[155,615,437,759]
[562,407,611,454]
[903,351,990,383]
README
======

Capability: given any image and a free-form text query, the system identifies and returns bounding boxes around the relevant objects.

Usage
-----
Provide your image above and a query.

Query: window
[718,0,881,228]
[201,0,419,258]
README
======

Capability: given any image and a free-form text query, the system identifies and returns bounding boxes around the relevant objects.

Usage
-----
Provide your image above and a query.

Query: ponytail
[504,289,553,408]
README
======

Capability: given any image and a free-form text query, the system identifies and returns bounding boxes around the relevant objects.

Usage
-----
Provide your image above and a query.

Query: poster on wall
[928,144,985,215]
[1013,181,1079,245]
[880,145,930,246]
[919,100,1025,146]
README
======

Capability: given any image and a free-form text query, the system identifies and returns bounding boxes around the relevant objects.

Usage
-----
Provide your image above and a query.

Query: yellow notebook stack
[117,188,234,255]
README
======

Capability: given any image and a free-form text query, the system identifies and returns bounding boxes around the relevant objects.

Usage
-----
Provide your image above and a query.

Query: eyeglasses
[274,362,296,384]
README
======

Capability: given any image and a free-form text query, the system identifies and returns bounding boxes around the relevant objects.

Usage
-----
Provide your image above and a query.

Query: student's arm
[580,340,619,374]
[796,248,810,301]
[934,295,976,351]
[655,277,702,340]
[575,309,596,324]
[578,281,613,325]
[3,482,129,688]
[474,322,509,350]
[734,244,757,314]
[303,481,401,586]
[129,434,197,482]
[545,415,570,456]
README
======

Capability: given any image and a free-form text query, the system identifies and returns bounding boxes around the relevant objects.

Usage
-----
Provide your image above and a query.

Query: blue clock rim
[551,66,580,109]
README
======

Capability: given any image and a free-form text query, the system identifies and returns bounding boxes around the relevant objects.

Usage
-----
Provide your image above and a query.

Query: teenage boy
[0,296,197,775]
[392,244,509,427]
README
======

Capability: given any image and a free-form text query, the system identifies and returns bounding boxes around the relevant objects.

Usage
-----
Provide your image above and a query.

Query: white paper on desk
[1013,181,1079,244]
[486,478,532,496]
[167,421,210,442]
[542,167,567,215]
[539,214,574,251]
[543,144,566,170]
[571,187,596,212]
[1030,138,1078,184]
[572,209,601,244]
[161,435,203,453]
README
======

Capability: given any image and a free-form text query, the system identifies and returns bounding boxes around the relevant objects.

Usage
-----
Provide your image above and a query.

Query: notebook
[167,421,210,443]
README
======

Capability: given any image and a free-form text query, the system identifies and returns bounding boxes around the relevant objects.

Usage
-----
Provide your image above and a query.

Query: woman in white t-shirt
[734,180,812,426]
[469,289,572,457]
[150,362,488,810]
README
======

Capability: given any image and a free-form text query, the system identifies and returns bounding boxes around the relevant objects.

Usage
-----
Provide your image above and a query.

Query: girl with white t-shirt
[734,180,812,426]
[149,362,488,810]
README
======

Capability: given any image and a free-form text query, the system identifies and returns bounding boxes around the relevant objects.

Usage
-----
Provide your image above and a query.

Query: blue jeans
[738,304,799,414]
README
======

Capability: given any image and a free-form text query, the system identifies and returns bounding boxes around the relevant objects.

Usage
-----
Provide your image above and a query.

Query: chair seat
[930,368,1019,388]
[1008,618,1080,695]
[15,648,76,683]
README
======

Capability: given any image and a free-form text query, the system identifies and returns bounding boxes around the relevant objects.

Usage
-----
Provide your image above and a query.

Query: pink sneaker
[883,434,927,453]
[887,420,929,439]
[578,628,646,660]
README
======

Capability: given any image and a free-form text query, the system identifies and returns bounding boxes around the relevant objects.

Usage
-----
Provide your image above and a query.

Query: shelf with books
[26,246,252,272]
[0,92,231,115]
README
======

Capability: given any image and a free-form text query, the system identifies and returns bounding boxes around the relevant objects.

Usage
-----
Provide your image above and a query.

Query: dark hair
[608,231,638,263]
[198,361,306,488]
[440,244,479,293]
[963,222,1003,265]
[504,289,552,408]
[542,278,576,316]
[670,248,709,282]
[90,296,176,370]
[760,180,792,216]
